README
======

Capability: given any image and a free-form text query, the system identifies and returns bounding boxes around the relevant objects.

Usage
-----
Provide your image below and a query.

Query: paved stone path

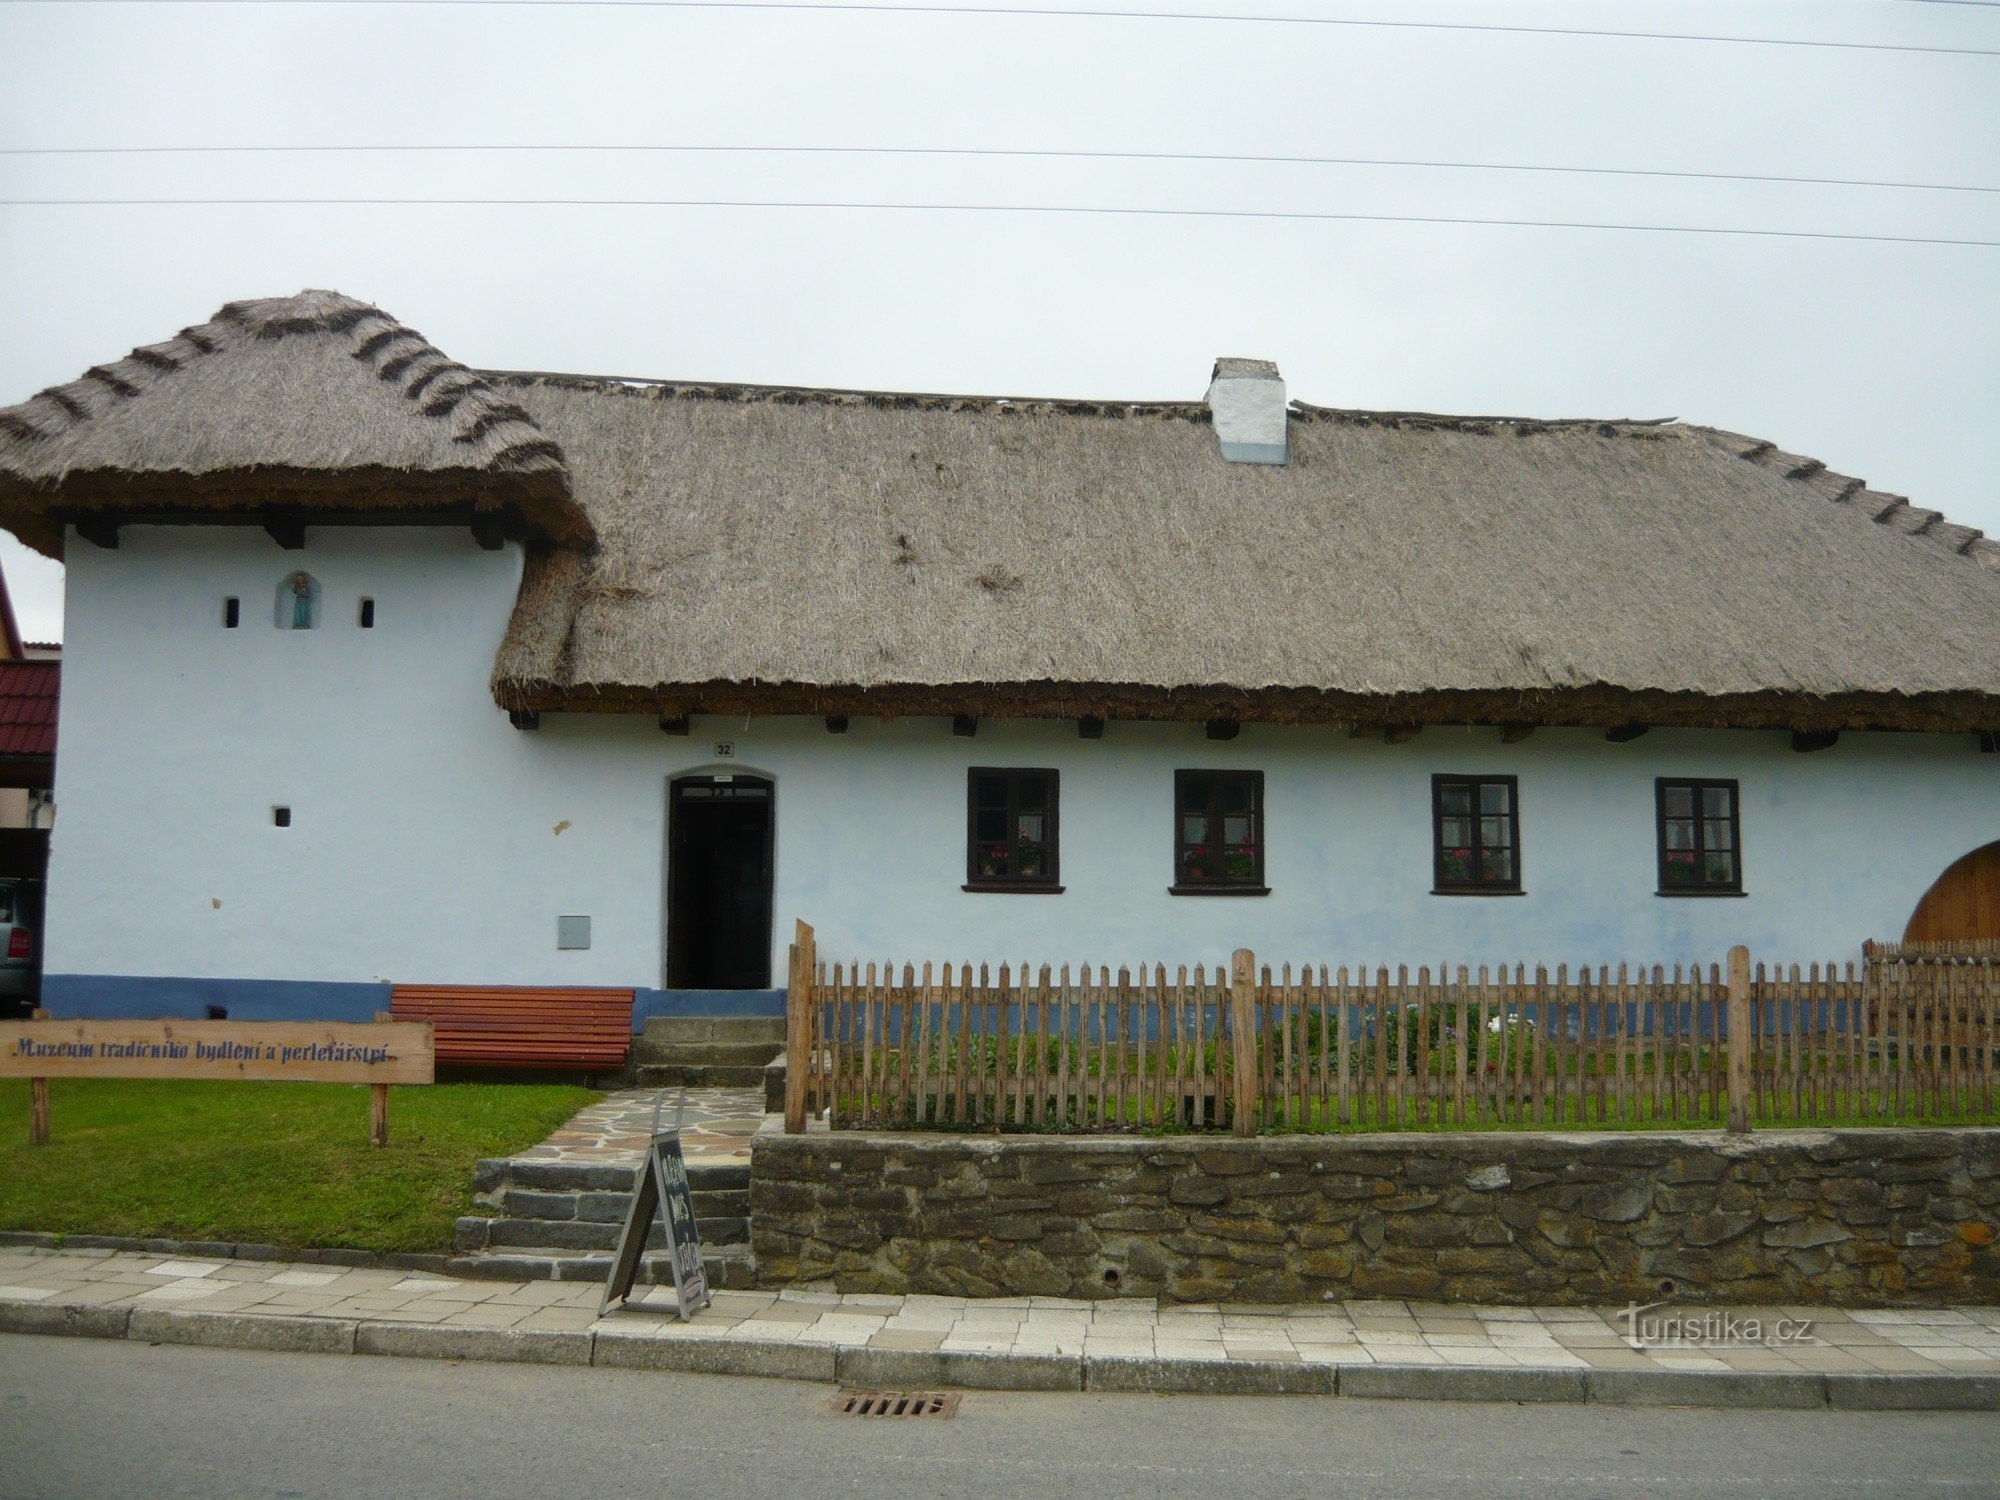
[3,1244,1998,1396]
[506,1087,764,1168]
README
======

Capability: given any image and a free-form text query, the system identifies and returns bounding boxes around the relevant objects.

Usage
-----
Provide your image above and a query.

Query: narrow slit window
[965,769,1060,891]
[358,598,375,629]
[1657,778,1742,894]
[272,806,292,828]
[1432,775,1521,894]
[1172,769,1266,893]
[223,597,240,629]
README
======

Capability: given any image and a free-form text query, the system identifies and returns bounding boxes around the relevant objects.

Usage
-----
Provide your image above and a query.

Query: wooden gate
[1905,841,2000,942]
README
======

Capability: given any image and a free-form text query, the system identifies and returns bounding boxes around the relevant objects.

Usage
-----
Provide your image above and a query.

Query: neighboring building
[0,290,1996,1025]
[0,565,59,833]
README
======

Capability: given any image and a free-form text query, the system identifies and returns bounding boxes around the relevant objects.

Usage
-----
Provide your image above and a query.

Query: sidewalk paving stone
[1,1245,1996,1408]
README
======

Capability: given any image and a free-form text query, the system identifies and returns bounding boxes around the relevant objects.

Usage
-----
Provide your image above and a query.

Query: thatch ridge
[0,291,590,555]
[486,375,2000,732]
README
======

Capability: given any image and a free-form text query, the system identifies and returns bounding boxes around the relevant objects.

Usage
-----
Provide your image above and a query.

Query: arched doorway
[1904,841,2000,942]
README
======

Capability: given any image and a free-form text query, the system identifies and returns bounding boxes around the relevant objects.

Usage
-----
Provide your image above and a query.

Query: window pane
[1221,777,1255,813]
[1180,776,1209,812]
[1182,850,1211,881]
[1704,852,1736,885]
[1017,777,1048,811]
[1480,781,1511,814]
[1017,848,1044,878]
[1439,783,1471,815]
[977,845,1008,877]
[1703,818,1732,852]
[1182,815,1208,846]
[1663,785,1694,818]
[1480,816,1510,849]
[1223,849,1257,880]
[1662,853,1700,886]
[975,775,1009,809]
[1438,849,1472,885]
[1485,847,1516,884]
[1663,820,1695,851]
[1222,814,1254,845]
[1439,817,1471,847]
[1016,813,1043,843]
[1701,785,1732,817]
[976,810,1007,842]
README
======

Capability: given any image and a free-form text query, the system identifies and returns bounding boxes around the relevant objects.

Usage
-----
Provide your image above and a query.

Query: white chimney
[1205,357,1288,465]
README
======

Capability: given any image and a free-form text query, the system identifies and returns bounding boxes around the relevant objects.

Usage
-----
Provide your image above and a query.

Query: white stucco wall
[45,525,2000,995]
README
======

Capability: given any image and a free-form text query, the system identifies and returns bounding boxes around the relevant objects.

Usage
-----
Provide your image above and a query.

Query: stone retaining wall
[751,1129,2000,1305]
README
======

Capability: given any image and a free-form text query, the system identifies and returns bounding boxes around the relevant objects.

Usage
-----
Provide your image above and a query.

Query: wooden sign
[600,1128,711,1321]
[3,1015,434,1147]
[0,1018,435,1084]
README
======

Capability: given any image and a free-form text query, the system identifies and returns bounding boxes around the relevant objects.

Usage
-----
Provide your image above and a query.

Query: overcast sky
[1,0,1994,643]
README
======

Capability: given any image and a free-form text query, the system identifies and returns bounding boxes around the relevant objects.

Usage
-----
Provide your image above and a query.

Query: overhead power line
[5,196,1996,247]
[2,141,1993,196]
[2,0,1995,58]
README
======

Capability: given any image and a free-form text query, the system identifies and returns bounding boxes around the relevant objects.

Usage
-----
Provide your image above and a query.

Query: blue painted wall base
[632,989,786,1030]
[41,974,393,1023]
[43,974,787,1034]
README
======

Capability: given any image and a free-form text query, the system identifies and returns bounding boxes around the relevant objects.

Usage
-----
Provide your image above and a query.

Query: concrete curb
[354,1322,594,1367]
[5,1300,1999,1410]
[128,1308,356,1355]
[0,1300,131,1340]
[1085,1354,1337,1395]
[594,1328,837,1382]
[1342,1364,1589,1404]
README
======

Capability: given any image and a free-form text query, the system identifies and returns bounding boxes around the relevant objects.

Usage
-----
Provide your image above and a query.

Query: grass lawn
[0,1079,599,1253]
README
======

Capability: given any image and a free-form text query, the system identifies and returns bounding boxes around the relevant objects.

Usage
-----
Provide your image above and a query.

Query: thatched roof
[489,374,2000,733]
[6,290,1994,732]
[0,292,590,554]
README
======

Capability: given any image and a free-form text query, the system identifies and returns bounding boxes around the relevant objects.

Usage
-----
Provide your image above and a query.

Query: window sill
[1430,887,1526,897]
[963,882,1065,895]
[1168,884,1271,897]
[1656,888,1747,898]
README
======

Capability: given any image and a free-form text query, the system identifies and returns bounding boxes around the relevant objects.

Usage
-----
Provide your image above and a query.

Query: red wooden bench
[389,985,633,1070]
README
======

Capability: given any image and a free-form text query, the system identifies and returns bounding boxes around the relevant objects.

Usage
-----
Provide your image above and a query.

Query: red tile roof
[0,659,59,757]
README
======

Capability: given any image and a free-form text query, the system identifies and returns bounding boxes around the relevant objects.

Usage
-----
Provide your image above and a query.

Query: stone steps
[628,1040,783,1068]
[628,1017,786,1089]
[640,1017,785,1045]
[634,1062,771,1089]
[452,1154,755,1287]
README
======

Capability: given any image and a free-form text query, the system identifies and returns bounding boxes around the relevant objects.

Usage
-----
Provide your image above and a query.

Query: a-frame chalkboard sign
[599,1089,712,1320]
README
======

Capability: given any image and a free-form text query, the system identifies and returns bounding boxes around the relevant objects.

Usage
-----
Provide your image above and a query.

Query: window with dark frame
[1432,775,1521,893]
[1657,778,1742,894]
[965,769,1060,891]
[1173,770,1265,893]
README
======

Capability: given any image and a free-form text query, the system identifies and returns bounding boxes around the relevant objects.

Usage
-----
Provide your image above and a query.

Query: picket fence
[779,925,2000,1136]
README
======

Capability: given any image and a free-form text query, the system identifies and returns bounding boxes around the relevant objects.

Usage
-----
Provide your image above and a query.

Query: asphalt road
[2,1334,1998,1499]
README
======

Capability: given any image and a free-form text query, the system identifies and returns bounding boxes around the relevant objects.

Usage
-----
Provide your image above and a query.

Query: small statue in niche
[282,571,318,630]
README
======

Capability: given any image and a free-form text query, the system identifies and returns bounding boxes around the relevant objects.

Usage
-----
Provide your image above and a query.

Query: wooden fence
[780,924,2000,1136]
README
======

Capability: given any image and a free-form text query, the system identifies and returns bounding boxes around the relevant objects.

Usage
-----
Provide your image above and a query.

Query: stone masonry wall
[751,1130,2000,1306]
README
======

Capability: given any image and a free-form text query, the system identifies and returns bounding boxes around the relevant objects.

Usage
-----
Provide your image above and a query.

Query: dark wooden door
[667,776,774,989]
[1905,841,2000,942]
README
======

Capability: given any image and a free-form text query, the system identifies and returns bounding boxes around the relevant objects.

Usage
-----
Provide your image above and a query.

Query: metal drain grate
[831,1390,961,1419]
